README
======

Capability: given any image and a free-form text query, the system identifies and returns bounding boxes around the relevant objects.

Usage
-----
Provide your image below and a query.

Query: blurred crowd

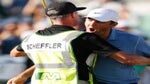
[0,0,51,54]
[0,0,150,84]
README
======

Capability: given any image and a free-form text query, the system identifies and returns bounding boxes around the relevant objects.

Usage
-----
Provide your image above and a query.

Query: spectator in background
[0,17,21,54]
[0,0,28,17]
[115,19,131,32]
[0,15,34,83]
[31,4,50,30]
[22,0,51,30]
[0,4,8,18]
[15,15,34,40]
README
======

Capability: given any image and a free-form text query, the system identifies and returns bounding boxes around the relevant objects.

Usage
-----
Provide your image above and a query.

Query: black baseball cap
[45,1,86,18]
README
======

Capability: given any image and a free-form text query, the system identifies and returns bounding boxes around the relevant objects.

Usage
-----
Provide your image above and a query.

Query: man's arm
[7,65,35,84]
[10,46,27,57]
[85,33,150,66]
[111,51,150,65]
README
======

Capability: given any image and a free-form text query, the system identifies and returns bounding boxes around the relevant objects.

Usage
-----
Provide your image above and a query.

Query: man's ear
[70,12,76,18]
[111,22,118,27]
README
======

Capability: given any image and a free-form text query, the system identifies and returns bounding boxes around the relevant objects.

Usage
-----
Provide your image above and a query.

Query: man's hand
[7,75,27,84]
[7,65,35,84]
[10,46,27,57]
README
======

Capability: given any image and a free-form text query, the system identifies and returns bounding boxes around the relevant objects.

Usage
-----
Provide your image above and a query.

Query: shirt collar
[50,25,75,31]
[107,28,117,41]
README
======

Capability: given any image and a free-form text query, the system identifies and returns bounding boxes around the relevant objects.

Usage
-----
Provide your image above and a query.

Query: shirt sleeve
[80,33,120,57]
[16,44,24,51]
[135,36,150,57]
[16,35,32,51]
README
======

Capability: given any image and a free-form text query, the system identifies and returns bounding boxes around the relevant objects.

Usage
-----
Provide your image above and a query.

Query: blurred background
[0,0,150,84]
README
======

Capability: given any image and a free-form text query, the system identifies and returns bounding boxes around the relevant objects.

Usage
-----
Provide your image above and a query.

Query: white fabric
[86,8,119,22]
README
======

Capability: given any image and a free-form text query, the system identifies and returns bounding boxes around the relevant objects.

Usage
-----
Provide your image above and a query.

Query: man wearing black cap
[7,1,149,84]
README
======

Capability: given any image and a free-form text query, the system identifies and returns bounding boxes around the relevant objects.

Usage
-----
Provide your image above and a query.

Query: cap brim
[76,7,86,11]
[85,16,108,22]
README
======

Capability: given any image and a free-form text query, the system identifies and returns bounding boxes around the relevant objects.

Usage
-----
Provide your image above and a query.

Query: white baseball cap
[86,8,119,22]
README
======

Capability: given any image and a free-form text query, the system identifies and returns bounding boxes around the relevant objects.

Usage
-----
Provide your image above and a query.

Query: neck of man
[52,17,76,29]
[53,21,75,29]
[98,29,111,39]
